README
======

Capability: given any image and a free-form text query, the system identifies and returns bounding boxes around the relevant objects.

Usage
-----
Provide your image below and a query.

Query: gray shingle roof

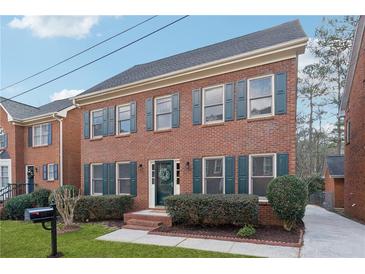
[0,97,73,120]
[80,19,307,96]
[325,155,344,177]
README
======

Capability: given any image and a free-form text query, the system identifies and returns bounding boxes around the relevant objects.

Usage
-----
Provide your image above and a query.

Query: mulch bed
[150,223,304,247]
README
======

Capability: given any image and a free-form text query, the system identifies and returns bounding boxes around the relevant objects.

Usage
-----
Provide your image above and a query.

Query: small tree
[267,175,308,231]
[53,186,81,228]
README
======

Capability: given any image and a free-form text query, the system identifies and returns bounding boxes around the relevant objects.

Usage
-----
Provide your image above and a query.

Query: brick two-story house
[0,97,81,194]
[74,19,307,216]
[341,15,365,222]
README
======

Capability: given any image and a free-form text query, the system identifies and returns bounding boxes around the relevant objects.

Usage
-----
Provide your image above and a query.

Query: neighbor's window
[91,109,103,138]
[33,123,49,146]
[204,157,224,194]
[248,76,273,118]
[346,120,351,144]
[155,95,172,130]
[251,155,275,196]
[117,104,131,134]
[0,165,9,188]
[203,85,224,124]
[0,128,5,148]
[117,163,131,194]
[47,164,54,181]
[91,164,103,195]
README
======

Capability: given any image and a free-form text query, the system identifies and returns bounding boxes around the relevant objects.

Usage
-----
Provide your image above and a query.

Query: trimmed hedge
[31,188,51,207]
[74,195,134,222]
[267,175,308,231]
[165,194,259,226]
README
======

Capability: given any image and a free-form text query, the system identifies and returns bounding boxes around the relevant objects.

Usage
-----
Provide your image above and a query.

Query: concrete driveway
[301,205,365,258]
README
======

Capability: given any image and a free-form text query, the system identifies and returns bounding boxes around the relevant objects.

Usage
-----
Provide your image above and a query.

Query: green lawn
[0,221,252,258]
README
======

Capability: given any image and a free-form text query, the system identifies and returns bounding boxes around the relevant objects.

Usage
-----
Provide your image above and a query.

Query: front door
[155,160,174,206]
[26,166,35,193]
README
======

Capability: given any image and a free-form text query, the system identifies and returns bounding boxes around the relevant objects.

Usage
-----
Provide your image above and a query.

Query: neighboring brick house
[74,19,307,217]
[323,155,344,208]
[340,16,365,222]
[0,97,81,194]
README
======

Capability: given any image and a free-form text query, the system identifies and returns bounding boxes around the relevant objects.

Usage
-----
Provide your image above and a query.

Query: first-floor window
[117,163,131,194]
[204,157,224,194]
[47,164,55,181]
[251,155,274,196]
[0,165,9,188]
[91,164,103,195]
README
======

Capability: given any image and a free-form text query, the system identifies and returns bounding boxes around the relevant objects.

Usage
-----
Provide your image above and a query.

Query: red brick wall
[344,32,365,222]
[258,202,283,226]
[324,169,344,208]
[80,58,298,210]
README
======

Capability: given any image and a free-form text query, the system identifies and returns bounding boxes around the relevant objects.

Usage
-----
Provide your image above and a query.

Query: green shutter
[108,163,116,195]
[277,153,289,176]
[172,92,180,128]
[225,156,235,194]
[43,165,48,180]
[130,101,137,133]
[225,83,234,121]
[107,106,115,136]
[47,123,52,145]
[83,111,90,139]
[192,89,202,125]
[236,80,247,119]
[102,108,108,136]
[83,164,90,195]
[130,161,137,196]
[238,156,249,194]
[275,72,287,115]
[193,158,202,193]
[145,98,153,131]
[54,164,58,180]
[28,127,33,147]
[102,163,108,195]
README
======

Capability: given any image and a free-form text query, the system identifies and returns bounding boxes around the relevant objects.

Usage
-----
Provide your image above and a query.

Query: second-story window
[203,85,224,124]
[33,123,49,146]
[248,75,274,118]
[117,104,131,134]
[91,109,103,138]
[0,128,6,148]
[155,95,172,130]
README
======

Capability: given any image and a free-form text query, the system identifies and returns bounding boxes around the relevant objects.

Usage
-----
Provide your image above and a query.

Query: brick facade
[324,169,344,208]
[344,30,365,222]
[80,58,298,211]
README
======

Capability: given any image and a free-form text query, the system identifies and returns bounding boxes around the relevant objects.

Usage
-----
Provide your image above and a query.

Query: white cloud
[50,89,84,101]
[8,16,99,39]
[298,38,319,71]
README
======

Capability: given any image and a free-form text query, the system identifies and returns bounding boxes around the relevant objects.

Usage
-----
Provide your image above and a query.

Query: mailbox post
[24,203,63,258]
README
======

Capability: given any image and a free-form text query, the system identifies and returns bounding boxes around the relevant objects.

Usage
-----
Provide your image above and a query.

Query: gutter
[52,113,63,187]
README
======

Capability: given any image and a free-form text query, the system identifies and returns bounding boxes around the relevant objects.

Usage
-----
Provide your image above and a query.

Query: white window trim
[115,161,131,195]
[0,159,11,188]
[47,164,55,181]
[202,84,225,125]
[90,109,104,139]
[202,156,225,194]
[90,163,103,196]
[249,153,276,200]
[247,74,275,119]
[32,123,49,147]
[154,94,173,131]
[116,103,132,136]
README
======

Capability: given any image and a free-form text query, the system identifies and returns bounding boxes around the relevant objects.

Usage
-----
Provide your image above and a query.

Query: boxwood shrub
[74,195,134,222]
[165,194,259,226]
[267,175,308,231]
[31,188,51,207]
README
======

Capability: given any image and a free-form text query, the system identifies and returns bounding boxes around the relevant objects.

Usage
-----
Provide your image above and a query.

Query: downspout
[53,114,63,187]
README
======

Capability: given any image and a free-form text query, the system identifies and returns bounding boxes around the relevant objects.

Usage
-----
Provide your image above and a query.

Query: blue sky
[0,15,325,107]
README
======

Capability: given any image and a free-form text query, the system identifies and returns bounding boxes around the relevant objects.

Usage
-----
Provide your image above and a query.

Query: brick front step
[123,224,159,231]
[126,218,162,227]
[124,210,172,228]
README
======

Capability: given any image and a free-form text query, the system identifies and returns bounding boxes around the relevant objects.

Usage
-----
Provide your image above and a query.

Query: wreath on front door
[158,167,171,182]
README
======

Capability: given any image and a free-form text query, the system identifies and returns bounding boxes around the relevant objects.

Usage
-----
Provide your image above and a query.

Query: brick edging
[149,228,304,248]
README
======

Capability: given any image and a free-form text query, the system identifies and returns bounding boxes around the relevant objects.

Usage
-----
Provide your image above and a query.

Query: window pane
[48,165,54,179]
[119,120,131,133]
[250,97,272,116]
[205,178,224,194]
[93,124,103,137]
[41,134,48,145]
[118,164,130,178]
[119,179,131,194]
[92,110,103,124]
[250,77,272,99]
[252,177,273,196]
[157,113,172,129]
[34,136,41,146]
[93,165,103,179]
[206,158,223,177]
[204,105,223,123]
[253,156,273,176]
[34,126,41,137]
[156,97,172,114]
[204,87,223,106]
[93,179,103,194]
[42,124,49,134]
[118,105,130,120]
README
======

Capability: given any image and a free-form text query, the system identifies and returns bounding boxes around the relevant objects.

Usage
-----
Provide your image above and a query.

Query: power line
[0,16,158,92]
[0,16,189,104]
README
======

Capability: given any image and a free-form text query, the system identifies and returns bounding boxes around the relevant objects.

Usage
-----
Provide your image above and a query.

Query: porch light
[185,161,190,170]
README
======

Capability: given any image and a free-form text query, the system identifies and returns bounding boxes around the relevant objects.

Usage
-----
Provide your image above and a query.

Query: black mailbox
[24,207,54,223]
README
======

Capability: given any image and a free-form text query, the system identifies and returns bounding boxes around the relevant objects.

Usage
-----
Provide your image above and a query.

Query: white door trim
[25,165,34,194]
